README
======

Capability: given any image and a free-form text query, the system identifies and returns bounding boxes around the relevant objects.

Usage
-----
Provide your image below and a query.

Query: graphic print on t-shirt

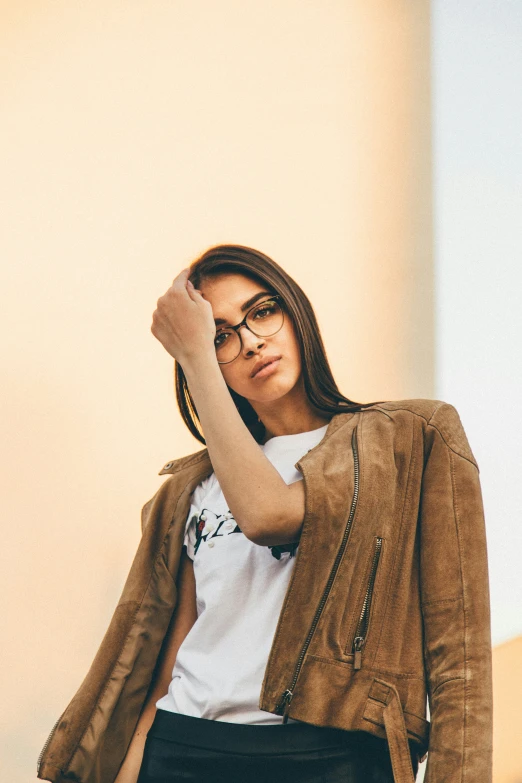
[158,423,328,724]
[192,508,298,560]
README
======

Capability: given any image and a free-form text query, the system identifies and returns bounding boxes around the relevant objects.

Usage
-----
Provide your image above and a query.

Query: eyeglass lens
[214,299,283,363]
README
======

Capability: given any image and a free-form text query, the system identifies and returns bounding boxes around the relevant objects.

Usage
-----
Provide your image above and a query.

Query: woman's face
[197,272,303,408]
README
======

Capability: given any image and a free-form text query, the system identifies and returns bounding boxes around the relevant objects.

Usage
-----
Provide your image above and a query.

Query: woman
[37,245,492,783]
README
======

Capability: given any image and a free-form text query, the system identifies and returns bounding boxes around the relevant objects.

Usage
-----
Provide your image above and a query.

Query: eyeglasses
[214,294,285,364]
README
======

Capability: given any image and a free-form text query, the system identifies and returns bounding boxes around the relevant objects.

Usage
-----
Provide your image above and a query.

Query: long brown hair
[176,244,379,445]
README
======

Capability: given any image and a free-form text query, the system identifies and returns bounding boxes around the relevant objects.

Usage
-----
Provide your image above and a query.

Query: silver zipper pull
[353,636,365,670]
[276,689,293,723]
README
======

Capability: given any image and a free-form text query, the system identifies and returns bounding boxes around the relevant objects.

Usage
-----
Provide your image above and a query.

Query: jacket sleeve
[141,495,156,534]
[419,402,493,783]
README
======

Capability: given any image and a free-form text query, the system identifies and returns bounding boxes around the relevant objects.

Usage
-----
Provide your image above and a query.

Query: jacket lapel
[258,412,359,711]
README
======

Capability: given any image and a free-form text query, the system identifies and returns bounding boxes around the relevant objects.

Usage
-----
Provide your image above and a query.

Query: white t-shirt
[155,423,329,724]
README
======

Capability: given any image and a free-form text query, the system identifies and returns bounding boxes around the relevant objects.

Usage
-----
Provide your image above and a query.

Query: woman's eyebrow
[214,291,274,326]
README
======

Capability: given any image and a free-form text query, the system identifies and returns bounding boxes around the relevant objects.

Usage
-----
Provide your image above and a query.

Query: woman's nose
[238,324,265,352]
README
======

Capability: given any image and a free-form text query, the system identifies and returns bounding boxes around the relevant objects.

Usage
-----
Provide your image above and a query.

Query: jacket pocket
[347,536,383,667]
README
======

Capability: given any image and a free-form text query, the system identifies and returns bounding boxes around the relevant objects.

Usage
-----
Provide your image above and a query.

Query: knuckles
[153,282,199,325]
[156,286,183,308]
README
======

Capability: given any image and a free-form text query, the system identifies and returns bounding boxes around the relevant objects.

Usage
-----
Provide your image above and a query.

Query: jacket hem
[260,659,429,783]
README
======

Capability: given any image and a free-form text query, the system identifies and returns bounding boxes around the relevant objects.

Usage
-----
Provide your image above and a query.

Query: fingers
[165,267,193,302]
[185,275,199,302]
[171,266,190,285]
[168,266,207,307]
[184,270,205,300]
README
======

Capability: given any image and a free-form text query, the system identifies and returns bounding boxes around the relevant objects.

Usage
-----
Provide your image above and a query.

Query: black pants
[137,708,419,783]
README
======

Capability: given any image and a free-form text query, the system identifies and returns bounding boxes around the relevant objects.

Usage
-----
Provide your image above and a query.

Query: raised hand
[150,267,216,365]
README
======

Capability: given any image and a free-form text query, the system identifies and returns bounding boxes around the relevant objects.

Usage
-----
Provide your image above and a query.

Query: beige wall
[2,2,438,781]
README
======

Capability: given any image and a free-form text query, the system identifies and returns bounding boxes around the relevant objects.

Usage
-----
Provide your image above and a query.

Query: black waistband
[150,708,392,756]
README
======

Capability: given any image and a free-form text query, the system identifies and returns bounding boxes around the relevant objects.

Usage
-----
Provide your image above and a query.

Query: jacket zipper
[37,712,63,776]
[275,424,360,723]
[352,536,383,670]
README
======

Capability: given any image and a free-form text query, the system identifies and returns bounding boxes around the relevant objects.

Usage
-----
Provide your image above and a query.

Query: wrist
[180,350,220,379]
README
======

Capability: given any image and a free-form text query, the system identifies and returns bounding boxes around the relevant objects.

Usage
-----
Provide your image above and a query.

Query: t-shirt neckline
[261,422,329,447]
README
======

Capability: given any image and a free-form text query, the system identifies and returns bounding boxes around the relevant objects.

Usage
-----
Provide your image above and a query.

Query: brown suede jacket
[37,399,493,783]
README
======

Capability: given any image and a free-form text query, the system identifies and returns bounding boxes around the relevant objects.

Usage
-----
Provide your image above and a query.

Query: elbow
[242,517,278,547]
[251,530,281,547]
[247,516,304,548]
[238,511,283,547]
[239,485,305,546]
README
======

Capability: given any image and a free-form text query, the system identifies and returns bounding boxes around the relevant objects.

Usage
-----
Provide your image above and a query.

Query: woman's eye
[214,332,229,346]
[253,303,276,319]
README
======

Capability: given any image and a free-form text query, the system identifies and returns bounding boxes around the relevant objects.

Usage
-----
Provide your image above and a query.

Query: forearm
[182,352,290,542]
[424,669,492,783]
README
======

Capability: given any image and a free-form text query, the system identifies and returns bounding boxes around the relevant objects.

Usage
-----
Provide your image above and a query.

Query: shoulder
[140,449,214,534]
[158,447,210,476]
[363,398,476,466]
[363,398,443,422]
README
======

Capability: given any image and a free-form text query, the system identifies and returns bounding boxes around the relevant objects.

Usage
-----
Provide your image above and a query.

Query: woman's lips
[252,358,281,379]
